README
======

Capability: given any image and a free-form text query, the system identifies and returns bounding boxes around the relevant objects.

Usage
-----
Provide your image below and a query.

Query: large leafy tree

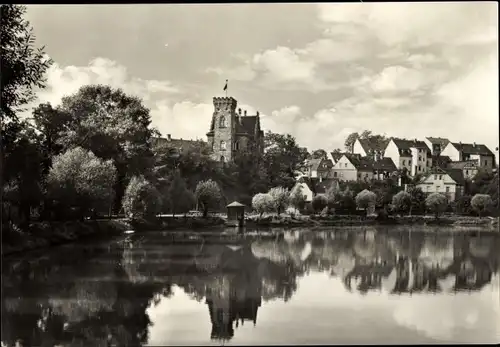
[56,85,156,212]
[0,4,52,122]
[263,131,308,189]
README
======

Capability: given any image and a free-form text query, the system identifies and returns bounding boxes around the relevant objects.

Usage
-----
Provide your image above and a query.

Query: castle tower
[207,97,238,163]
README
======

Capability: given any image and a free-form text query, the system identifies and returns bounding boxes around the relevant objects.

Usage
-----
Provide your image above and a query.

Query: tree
[289,185,306,212]
[311,149,327,160]
[336,188,356,213]
[355,189,377,216]
[167,171,195,217]
[268,187,289,216]
[325,180,340,208]
[122,176,161,221]
[0,5,53,121]
[407,186,426,215]
[392,191,411,215]
[312,194,328,213]
[263,131,309,189]
[344,132,359,153]
[195,179,222,218]
[47,147,116,219]
[425,193,448,219]
[56,84,156,212]
[471,194,493,218]
[252,193,273,217]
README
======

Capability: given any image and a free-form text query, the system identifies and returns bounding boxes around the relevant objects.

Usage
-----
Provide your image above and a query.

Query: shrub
[268,187,289,215]
[408,186,426,215]
[167,171,196,217]
[454,195,472,215]
[122,176,162,221]
[355,189,377,216]
[471,194,493,217]
[312,194,328,213]
[325,180,340,208]
[425,193,448,219]
[195,179,223,218]
[392,191,412,215]
[252,193,274,217]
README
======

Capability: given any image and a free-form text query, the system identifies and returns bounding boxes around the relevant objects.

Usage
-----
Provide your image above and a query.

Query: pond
[2,227,499,346]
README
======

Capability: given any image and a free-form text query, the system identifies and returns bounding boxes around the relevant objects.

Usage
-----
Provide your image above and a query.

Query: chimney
[256,111,260,117]
[238,108,242,115]
[167,134,171,141]
[473,142,476,147]
[244,110,247,117]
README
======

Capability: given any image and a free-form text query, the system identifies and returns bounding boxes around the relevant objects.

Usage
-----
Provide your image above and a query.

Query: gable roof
[426,137,450,147]
[451,142,494,156]
[433,155,451,168]
[391,138,431,156]
[372,157,397,172]
[419,167,466,186]
[357,138,390,154]
[330,152,344,162]
[344,153,373,171]
[236,115,259,135]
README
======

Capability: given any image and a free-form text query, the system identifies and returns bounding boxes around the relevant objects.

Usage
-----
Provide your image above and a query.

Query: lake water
[2,227,500,346]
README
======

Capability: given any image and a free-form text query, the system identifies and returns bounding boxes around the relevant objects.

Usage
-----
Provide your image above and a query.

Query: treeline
[1,5,311,232]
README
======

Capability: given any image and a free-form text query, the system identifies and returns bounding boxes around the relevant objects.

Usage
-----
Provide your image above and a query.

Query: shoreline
[2,214,498,256]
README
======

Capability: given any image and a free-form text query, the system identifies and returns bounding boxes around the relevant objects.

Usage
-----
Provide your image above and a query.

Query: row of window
[426,185,450,193]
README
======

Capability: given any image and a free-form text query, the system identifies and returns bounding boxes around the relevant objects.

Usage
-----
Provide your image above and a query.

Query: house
[328,151,344,165]
[304,158,334,179]
[332,154,374,182]
[353,137,390,157]
[424,137,450,157]
[384,138,432,176]
[440,142,496,172]
[447,160,479,180]
[372,157,398,180]
[415,167,465,201]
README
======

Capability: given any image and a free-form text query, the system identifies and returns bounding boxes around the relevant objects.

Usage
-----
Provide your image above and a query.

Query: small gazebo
[226,201,245,226]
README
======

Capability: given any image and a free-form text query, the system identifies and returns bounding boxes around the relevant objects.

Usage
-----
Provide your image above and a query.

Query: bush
[355,189,377,216]
[122,176,162,221]
[195,179,223,218]
[289,185,306,211]
[252,193,274,217]
[325,180,340,208]
[408,186,426,215]
[392,191,411,215]
[312,194,328,213]
[336,188,356,213]
[302,202,315,215]
[454,195,472,215]
[268,187,289,215]
[425,193,448,219]
[471,194,493,217]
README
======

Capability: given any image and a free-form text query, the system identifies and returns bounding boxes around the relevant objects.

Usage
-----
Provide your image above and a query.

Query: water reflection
[2,229,499,346]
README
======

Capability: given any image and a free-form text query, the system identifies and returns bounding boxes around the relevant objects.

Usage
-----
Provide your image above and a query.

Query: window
[418,166,421,171]
[340,172,344,178]
[485,160,488,166]
[434,175,438,180]
[219,116,226,128]
[220,140,226,151]
[466,170,469,175]
[439,175,442,180]
[446,186,450,193]
[345,163,348,168]
[436,186,440,191]
[402,160,406,165]
[334,172,338,178]
[418,156,422,161]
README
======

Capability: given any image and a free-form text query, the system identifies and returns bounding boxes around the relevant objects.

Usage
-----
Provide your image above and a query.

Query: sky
[25,3,499,153]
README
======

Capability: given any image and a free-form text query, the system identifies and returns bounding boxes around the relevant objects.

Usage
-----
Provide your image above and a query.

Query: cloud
[32,57,214,141]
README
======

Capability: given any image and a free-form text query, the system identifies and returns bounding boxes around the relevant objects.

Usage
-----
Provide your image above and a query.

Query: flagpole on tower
[223,79,228,97]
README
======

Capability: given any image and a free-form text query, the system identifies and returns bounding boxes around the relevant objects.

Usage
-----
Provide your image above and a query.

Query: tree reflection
[1,230,499,346]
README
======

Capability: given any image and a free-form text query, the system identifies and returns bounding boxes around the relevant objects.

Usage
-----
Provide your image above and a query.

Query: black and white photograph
[1,2,499,346]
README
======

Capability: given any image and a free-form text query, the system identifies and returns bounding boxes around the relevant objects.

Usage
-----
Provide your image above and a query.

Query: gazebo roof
[227,201,245,207]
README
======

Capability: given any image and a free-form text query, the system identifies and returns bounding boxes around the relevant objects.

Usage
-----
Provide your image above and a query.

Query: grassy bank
[245,213,500,230]
[2,219,133,256]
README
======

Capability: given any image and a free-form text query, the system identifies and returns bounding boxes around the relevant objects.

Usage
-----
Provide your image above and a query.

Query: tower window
[219,116,226,128]
[220,140,226,151]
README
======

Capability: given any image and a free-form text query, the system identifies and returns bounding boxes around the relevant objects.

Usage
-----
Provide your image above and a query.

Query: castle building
[206,97,264,163]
